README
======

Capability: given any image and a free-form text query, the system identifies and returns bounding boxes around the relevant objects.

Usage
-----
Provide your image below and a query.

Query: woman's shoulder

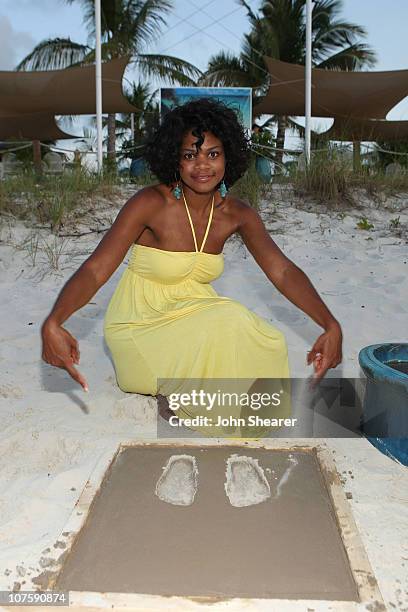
[224,195,258,224]
[121,184,172,220]
[126,184,168,207]
[215,195,260,238]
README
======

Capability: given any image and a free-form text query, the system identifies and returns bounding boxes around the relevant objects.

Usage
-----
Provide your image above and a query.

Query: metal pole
[95,0,103,173]
[305,0,314,166]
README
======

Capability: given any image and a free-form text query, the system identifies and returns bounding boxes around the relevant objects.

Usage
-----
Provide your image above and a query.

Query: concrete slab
[56,446,356,599]
[26,441,384,611]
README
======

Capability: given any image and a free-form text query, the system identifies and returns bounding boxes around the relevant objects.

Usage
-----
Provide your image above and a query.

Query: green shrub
[230,160,262,209]
[0,168,118,231]
[294,148,352,203]
[356,217,374,230]
[358,170,408,196]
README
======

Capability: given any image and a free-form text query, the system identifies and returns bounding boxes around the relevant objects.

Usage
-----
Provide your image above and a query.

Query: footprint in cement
[155,455,198,506]
[224,454,270,507]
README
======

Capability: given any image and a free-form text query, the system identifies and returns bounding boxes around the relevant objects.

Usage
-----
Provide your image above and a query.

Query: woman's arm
[44,189,153,325]
[43,268,104,331]
[237,203,342,381]
[42,187,160,389]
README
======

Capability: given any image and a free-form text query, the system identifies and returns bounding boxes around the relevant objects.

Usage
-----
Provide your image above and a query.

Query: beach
[0,184,407,609]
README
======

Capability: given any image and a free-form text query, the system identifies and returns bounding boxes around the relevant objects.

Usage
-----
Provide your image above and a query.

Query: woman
[41,99,342,435]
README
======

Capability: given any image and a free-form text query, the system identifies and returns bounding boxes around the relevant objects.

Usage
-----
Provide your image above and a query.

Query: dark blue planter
[255,156,272,182]
[359,343,408,465]
[130,157,148,177]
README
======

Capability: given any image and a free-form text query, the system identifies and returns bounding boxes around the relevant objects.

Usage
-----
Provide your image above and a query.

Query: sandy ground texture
[0,184,407,609]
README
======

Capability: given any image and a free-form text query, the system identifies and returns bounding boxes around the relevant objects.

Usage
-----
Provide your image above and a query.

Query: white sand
[0,185,407,608]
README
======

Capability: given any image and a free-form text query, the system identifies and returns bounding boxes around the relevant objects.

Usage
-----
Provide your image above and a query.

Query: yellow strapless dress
[104,194,290,437]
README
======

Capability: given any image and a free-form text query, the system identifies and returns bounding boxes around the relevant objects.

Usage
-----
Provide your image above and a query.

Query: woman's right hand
[41,319,88,391]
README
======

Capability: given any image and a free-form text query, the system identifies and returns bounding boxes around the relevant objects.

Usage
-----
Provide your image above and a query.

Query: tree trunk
[32,140,42,176]
[275,115,287,167]
[353,141,361,172]
[107,113,116,169]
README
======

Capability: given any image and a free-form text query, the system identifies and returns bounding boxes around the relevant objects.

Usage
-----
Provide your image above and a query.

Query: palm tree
[17,0,202,165]
[201,0,376,163]
[71,80,159,172]
[117,81,160,153]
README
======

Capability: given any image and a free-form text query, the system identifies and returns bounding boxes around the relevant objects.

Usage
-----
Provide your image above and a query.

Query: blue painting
[160,87,252,132]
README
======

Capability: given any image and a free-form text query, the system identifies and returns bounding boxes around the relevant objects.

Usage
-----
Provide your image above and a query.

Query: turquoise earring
[173,183,182,200]
[219,179,228,198]
[173,172,182,200]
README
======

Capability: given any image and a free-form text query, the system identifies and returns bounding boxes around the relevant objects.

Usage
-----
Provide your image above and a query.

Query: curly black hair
[143,98,251,187]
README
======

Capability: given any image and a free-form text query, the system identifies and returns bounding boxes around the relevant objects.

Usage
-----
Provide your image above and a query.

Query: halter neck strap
[182,191,214,253]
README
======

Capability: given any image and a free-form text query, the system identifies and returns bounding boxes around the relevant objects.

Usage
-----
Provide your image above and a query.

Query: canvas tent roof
[255,57,408,120]
[0,57,135,116]
[323,117,408,141]
[0,113,75,141]
[0,57,136,140]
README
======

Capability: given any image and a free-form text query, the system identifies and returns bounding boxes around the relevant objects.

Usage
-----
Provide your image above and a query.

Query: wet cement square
[56,446,358,600]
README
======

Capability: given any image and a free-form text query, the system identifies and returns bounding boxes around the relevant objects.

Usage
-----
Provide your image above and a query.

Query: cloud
[0,16,36,70]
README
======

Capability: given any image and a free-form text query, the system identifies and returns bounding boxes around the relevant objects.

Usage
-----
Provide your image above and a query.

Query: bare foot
[156,394,179,423]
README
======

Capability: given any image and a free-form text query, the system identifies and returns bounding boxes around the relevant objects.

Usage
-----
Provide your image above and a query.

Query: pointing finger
[63,359,89,392]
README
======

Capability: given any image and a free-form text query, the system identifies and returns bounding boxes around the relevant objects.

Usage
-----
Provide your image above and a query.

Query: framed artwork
[160,87,252,132]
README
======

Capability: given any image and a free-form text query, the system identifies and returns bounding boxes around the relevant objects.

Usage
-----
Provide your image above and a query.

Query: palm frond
[64,0,173,49]
[317,44,377,70]
[63,0,117,39]
[134,54,202,85]
[118,81,159,124]
[237,0,262,29]
[73,0,100,36]
[122,0,173,52]
[15,38,90,71]
[200,51,250,86]
[313,20,369,56]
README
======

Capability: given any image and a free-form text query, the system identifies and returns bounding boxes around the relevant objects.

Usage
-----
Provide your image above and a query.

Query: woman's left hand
[307,324,343,386]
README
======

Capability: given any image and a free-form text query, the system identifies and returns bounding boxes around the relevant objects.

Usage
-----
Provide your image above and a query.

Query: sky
[1,0,408,145]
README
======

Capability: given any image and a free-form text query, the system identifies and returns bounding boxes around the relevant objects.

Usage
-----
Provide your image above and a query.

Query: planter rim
[358,343,408,383]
